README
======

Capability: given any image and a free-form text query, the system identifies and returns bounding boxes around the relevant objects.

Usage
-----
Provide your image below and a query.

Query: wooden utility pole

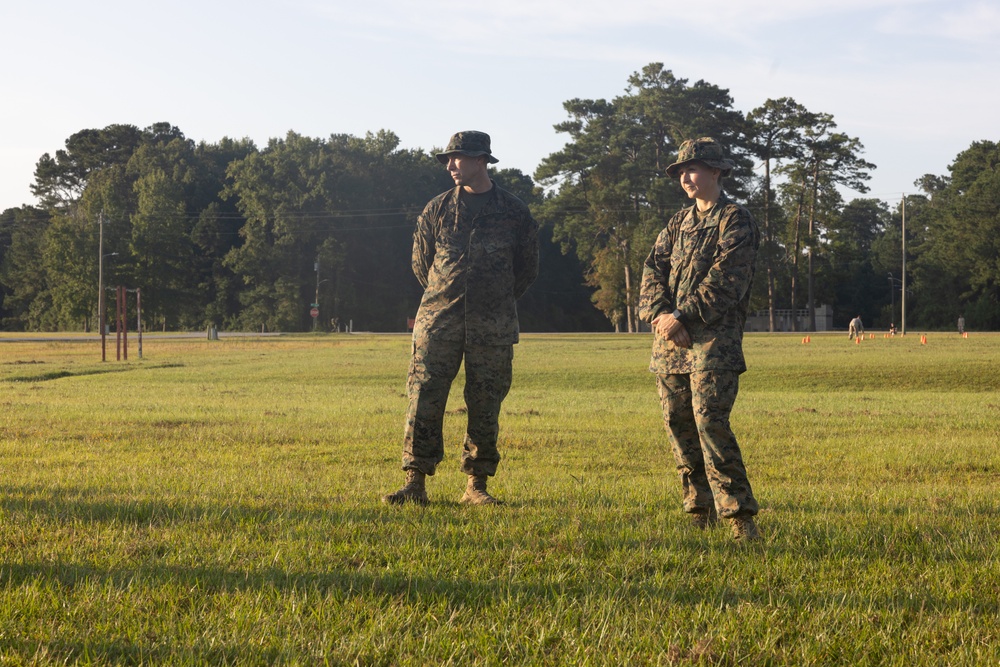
[136,288,143,359]
[99,213,106,361]
[901,194,907,335]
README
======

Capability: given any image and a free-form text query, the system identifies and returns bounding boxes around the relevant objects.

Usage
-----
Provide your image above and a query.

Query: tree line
[1,63,997,333]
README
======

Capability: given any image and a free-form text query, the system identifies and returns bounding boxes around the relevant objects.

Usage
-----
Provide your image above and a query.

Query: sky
[3,0,1000,212]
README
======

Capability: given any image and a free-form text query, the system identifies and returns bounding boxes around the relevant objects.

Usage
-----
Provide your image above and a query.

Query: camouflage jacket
[412,182,539,345]
[638,194,759,374]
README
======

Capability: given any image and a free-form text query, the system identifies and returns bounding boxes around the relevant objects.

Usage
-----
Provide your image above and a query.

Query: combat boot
[383,469,429,506]
[459,474,502,505]
[729,515,761,542]
[690,507,719,530]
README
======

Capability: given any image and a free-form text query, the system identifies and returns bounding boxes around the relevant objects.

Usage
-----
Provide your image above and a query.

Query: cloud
[307,0,932,39]
[876,1,1000,42]
[303,0,971,66]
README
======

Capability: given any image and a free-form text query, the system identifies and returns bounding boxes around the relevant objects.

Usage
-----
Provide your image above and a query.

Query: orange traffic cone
[855,337,861,345]
[920,335,927,345]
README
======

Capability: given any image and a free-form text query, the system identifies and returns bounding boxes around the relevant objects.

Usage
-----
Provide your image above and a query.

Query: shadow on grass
[3,362,185,383]
[3,484,998,619]
[0,638,292,665]
[0,552,994,666]
[0,483,361,527]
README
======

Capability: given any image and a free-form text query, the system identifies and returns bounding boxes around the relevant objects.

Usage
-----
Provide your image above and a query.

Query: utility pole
[136,288,143,359]
[99,212,106,361]
[901,194,907,335]
[313,260,320,332]
[888,272,895,327]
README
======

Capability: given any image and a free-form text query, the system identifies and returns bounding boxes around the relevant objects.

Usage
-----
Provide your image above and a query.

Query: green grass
[0,332,997,665]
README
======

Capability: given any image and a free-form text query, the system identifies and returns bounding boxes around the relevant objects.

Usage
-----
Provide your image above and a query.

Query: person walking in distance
[384,131,539,506]
[638,137,762,541]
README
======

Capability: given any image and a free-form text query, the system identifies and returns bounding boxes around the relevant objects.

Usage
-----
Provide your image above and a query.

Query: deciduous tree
[745,98,814,330]
[536,63,746,332]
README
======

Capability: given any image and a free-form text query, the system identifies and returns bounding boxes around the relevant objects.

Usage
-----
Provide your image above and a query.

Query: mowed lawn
[0,331,997,665]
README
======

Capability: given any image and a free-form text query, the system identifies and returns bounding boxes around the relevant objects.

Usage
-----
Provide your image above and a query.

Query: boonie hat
[665,137,736,178]
[436,130,499,164]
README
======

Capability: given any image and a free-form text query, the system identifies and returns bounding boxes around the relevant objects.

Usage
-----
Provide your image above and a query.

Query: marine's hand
[670,324,692,348]
[652,313,692,349]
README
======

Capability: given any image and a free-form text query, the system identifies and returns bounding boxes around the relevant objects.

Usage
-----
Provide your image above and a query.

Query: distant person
[848,315,864,339]
[638,137,761,542]
[958,315,965,335]
[888,323,897,336]
[384,131,539,507]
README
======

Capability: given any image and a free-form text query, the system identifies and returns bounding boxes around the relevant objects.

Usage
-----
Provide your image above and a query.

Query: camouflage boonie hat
[436,130,499,164]
[665,137,736,178]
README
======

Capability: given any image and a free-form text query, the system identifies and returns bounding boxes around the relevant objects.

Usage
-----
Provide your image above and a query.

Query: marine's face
[445,154,487,188]
[678,162,721,201]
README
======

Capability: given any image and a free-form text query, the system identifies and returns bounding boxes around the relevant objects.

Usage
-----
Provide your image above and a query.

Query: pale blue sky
[3,0,999,211]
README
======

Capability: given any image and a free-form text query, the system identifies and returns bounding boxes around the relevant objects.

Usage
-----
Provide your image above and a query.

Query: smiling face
[677,161,722,206]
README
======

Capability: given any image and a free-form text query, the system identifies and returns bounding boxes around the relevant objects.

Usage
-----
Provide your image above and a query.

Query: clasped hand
[651,312,692,349]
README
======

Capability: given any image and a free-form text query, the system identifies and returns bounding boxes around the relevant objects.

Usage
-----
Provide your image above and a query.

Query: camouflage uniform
[639,182,760,519]
[402,179,539,477]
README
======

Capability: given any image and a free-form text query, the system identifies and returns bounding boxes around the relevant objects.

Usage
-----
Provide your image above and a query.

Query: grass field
[0,331,997,665]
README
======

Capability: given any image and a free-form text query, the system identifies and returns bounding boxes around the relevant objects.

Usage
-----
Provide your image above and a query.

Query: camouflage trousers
[656,371,759,518]
[402,337,513,477]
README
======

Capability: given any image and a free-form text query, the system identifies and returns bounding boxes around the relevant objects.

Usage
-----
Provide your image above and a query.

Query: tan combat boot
[383,469,429,506]
[729,515,761,542]
[690,507,719,530]
[459,474,502,505]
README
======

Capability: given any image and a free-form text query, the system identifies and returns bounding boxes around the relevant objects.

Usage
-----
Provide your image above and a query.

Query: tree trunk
[767,269,776,332]
[621,237,635,333]
[790,189,805,332]
[807,161,820,331]
[763,157,776,332]
[623,262,635,334]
